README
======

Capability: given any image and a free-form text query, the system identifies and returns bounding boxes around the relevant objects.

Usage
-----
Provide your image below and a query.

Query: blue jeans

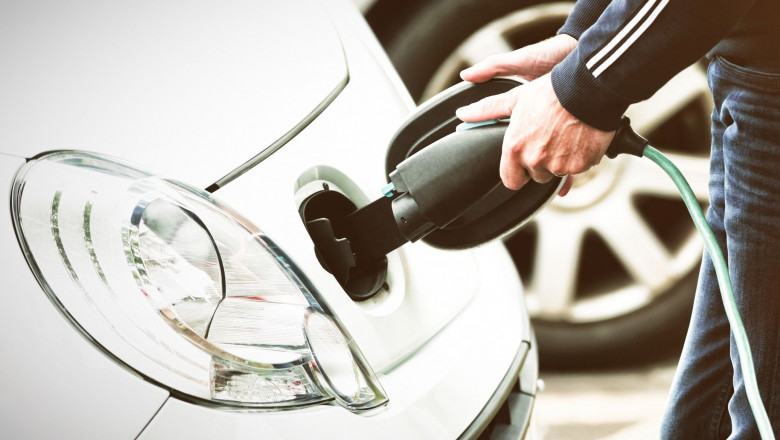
[661,57,780,439]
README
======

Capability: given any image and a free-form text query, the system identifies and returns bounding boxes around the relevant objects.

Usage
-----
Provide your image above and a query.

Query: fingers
[558,175,574,197]
[500,156,572,191]
[528,168,557,184]
[499,154,531,190]
[459,50,533,83]
[459,35,578,84]
[456,89,518,122]
[501,154,561,187]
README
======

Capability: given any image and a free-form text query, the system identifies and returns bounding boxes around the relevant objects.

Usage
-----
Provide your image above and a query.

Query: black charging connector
[299,79,562,301]
[605,116,648,159]
[388,123,510,242]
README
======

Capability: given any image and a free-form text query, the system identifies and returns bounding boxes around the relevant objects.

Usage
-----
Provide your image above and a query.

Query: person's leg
[661,59,734,440]
[662,56,780,439]
[714,55,780,439]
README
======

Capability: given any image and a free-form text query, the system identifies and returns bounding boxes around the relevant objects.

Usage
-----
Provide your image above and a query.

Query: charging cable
[608,117,775,439]
[645,145,774,439]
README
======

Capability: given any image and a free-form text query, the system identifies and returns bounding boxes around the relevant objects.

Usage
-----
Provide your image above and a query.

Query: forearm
[552,0,758,130]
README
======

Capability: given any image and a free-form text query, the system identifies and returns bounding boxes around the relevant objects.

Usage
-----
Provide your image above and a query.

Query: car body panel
[0,0,346,188]
[138,244,529,440]
[212,0,519,373]
[1,0,536,437]
[0,154,170,439]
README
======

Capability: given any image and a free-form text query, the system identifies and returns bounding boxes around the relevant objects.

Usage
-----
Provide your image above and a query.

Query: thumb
[456,89,518,122]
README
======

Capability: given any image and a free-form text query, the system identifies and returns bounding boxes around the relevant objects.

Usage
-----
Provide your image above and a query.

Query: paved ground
[532,359,679,439]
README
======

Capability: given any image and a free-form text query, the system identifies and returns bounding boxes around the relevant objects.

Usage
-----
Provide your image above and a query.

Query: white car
[1,1,538,439]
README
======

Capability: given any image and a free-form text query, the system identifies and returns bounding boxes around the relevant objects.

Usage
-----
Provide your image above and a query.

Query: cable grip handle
[605,116,649,159]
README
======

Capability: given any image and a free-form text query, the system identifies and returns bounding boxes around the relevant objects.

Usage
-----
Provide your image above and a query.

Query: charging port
[299,190,388,301]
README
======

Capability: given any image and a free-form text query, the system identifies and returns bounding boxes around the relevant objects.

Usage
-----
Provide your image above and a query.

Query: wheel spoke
[594,202,673,290]
[528,211,587,318]
[421,2,574,101]
[412,3,710,329]
[625,63,711,135]
[457,28,515,66]
[621,153,710,202]
[421,28,516,100]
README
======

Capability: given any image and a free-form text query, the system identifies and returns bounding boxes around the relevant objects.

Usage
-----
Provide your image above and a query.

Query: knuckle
[531,171,553,183]
[572,159,592,174]
[522,149,545,170]
[548,159,569,176]
[505,144,524,165]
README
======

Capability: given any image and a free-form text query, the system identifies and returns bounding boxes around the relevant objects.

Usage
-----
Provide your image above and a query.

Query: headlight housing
[11,151,387,412]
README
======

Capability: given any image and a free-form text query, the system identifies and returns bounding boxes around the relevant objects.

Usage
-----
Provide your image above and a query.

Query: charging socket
[298,189,388,301]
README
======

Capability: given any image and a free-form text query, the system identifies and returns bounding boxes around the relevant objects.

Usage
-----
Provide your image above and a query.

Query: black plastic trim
[458,341,531,440]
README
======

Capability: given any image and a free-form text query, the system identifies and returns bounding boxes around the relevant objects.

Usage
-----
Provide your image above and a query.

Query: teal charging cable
[601,115,774,437]
[644,144,775,439]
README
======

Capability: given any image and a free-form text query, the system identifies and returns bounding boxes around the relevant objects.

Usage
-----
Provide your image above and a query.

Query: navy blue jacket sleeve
[558,0,612,40]
[551,0,759,131]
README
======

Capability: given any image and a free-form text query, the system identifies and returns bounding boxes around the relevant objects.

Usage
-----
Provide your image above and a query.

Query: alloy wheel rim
[422,1,712,323]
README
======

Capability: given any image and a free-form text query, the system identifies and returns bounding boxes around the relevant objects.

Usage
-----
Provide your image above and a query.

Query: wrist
[529,34,578,75]
[550,54,631,131]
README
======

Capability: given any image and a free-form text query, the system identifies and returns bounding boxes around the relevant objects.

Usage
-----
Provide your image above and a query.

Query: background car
[1,1,538,438]
[361,0,712,368]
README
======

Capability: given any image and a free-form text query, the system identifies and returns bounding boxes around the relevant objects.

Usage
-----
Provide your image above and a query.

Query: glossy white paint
[212,0,520,372]
[0,0,346,188]
[1,0,535,436]
[0,155,170,439]
[139,244,529,440]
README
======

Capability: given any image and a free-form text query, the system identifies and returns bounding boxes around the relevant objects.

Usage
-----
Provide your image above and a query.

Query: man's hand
[457,34,614,196]
[456,74,615,195]
[460,34,577,83]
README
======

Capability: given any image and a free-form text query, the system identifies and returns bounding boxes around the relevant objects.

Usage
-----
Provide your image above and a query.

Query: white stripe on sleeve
[585,0,658,70]
[592,0,670,77]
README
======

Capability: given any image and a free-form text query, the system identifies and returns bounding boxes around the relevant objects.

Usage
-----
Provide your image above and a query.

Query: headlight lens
[11,152,387,411]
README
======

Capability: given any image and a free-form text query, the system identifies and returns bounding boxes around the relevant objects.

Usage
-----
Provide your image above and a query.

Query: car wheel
[368,0,712,368]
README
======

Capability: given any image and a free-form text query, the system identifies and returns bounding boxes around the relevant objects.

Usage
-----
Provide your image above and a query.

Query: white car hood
[0,0,347,188]
[2,0,521,382]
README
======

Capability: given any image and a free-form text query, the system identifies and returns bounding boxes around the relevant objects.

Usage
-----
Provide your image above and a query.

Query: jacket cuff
[551,53,631,131]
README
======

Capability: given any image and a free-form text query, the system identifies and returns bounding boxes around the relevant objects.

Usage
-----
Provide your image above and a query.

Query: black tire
[367,0,537,101]
[367,0,709,369]
[531,270,696,370]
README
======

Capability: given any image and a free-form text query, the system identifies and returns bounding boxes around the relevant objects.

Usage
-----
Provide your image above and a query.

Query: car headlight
[11,151,387,412]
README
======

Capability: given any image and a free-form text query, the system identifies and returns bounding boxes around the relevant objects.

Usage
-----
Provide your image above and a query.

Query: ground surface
[534,359,678,439]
